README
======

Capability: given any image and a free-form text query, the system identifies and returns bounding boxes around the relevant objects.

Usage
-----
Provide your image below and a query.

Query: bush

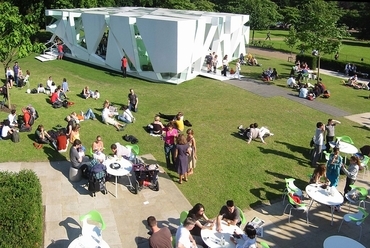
[0,170,43,248]
[295,54,318,69]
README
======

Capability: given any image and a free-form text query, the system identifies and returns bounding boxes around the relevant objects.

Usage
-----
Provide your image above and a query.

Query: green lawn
[250,30,370,67]
[1,53,369,218]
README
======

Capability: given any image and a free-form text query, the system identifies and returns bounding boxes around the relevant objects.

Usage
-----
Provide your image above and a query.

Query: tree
[279,6,300,28]
[295,0,348,79]
[284,26,299,55]
[0,2,44,108]
[226,0,282,42]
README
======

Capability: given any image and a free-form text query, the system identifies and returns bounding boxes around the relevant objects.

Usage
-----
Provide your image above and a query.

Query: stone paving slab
[345,112,370,128]
[0,154,192,248]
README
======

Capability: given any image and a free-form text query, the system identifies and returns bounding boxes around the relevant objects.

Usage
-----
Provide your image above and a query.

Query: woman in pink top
[163,121,178,167]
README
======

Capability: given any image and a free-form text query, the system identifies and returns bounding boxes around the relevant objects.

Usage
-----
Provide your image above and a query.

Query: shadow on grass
[230,132,246,141]
[257,145,310,167]
[357,95,369,99]
[105,71,122,77]
[264,170,309,194]
[275,140,311,160]
[353,125,370,131]
[342,40,370,48]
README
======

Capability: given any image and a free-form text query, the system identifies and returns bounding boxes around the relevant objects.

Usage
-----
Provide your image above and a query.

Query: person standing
[57,42,64,60]
[127,88,138,112]
[311,122,325,167]
[234,59,241,80]
[175,134,191,184]
[186,128,197,175]
[13,62,19,88]
[341,156,360,195]
[146,216,173,248]
[121,56,128,78]
[325,119,341,152]
[163,121,178,168]
[221,55,228,77]
[212,54,218,73]
[326,147,342,188]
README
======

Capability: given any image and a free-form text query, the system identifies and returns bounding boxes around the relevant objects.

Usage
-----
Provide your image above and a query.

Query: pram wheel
[154,180,159,191]
[134,180,139,194]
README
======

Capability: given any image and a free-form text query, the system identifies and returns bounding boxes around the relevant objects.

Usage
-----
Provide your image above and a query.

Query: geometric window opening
[204,23,212,45]
[123,49,137,71]
[134,24,153,71]
[75,17,86,49]
[160,72,180,80]
[96,27,109,60]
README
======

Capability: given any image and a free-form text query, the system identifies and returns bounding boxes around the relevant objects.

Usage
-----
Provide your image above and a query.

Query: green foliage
[296,54,317,70]
[279,6,300,27]
[284,26,298,54]
[0,2,44,70]
[0,170,43,248]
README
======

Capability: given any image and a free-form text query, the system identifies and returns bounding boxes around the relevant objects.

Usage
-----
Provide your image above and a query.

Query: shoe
[33,142,38,148]
[238,125,243,130]
[183,178,188,182]
[269,133,274,136]
[37,144,43,149]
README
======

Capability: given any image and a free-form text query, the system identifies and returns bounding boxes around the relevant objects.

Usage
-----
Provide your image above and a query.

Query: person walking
[265,31,271,40]
[221,55,228,77]
[121,56,128,78]
[234,59,241,80]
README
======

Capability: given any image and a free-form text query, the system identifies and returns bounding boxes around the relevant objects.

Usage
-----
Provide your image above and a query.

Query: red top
[57,134,67,150]
[121,57,128,67]
[23,110,31,128]
[50,92,59,103]
[58,44,63,53]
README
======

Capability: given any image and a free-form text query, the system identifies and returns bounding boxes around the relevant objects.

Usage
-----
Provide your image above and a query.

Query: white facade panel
[45,7,249,84]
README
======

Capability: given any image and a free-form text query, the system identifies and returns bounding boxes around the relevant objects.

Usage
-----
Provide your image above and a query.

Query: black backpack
[31,88,37,94]
[28,115,35,126]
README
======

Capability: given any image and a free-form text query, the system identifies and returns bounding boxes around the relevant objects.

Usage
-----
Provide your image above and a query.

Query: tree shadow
[264,170,309,192]
[352,125,370,131]
[257,145,310,167]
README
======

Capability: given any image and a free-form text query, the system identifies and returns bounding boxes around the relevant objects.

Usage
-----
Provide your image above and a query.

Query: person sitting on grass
[1,120,15,140]
[82,86,92,99]
[117,105,135,124]
[102,102,125,131]
[37,83,45,94]
[19,107,32,132]
[147,115,165,136]
[287,75,298,88]
[34,124,56,149]
[92,90,100,100]
[247,123,266,144]
[299,84,309,98]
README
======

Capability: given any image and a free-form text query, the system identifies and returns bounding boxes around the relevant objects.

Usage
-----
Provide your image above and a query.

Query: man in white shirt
[46,76,53,89]
[102,105,125,131]
[118,105,135,123]
[8,109,18,127]
[110,142,131,158]
[311,122,325,167]
[1,120,14,140]
[286,75,297,88]
[176,217,201,248]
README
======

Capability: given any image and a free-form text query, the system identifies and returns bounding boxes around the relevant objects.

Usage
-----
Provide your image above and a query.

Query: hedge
[296,54,370,76]
[0,170,43,248]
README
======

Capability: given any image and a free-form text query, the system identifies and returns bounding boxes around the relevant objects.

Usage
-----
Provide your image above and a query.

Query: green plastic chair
[237,206,246,225]
[338,207,369,241]
[260,241,270,248]
[282,178,303,205]
[180,210,188,225]
[361,155,369,178]
[126,144,139,155]
[283,194,308,224]
[336,136,354,145]
[345,185,368,212]
[323,151,331,161]
[80,210,106,238]
[172,235,176,248]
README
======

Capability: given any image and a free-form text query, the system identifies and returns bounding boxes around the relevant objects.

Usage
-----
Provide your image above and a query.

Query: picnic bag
[11,131,20,143]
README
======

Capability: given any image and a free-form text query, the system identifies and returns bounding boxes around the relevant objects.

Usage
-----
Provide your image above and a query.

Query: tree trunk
[252,29,255,43]
[317,55,321,82]
[6,84,10,109]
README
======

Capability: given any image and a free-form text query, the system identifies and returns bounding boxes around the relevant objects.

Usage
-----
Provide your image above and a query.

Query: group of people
[81,86,100,99]
[0,105,38,140]
[344,63,357,76]
[237,123,274,145]
[5,62,30,89]
[205,52,219,74]
[147,200,258,248]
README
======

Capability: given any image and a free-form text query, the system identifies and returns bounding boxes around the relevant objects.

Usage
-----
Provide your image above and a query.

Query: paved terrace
[0,156,369,248]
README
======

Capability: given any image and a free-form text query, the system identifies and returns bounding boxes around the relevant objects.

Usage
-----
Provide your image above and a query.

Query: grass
[250,30,370,67]
[1,53,370,218]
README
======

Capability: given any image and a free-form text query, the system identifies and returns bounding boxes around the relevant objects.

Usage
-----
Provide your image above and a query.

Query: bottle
[220,235,225,246]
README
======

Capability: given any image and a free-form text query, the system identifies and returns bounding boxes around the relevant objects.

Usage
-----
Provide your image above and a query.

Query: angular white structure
[45,7,249,84]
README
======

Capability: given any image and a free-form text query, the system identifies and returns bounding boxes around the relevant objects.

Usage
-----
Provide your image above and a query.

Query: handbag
[88,178,100,192]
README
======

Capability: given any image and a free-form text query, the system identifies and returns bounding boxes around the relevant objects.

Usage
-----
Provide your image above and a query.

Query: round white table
[68,235,110,248]
[323,235,365,248]
[305,184,344,225]
[104,156,132,198]
[329,141,358,164]
[201,221,243,248]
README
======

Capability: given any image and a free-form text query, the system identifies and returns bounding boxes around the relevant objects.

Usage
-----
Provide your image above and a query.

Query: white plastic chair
[80,210,106,241]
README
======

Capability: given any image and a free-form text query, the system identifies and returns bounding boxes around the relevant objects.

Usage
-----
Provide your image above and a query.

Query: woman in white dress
[186,128,197,175]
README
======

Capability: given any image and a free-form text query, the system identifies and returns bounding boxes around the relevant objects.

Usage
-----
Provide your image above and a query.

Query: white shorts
[105,117,117,126]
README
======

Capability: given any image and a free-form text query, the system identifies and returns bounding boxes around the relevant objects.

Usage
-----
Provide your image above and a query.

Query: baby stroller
[133,163,160,194]
[87,160,108,197]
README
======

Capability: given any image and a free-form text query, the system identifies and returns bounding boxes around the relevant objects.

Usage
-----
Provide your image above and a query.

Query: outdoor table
[323,235,365,248]
[329,141,358,164]
[104,156,132,198]
[305,184,344,225]
[201,220,243,248]
[68,235,110,248]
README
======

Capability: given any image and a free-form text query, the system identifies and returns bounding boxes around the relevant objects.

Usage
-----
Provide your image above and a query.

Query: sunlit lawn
[250,30,370,67]
[1,53,369,217]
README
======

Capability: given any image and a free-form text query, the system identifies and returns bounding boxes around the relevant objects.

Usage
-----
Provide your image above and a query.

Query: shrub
[295,54,318,69]
[0,170,43,248]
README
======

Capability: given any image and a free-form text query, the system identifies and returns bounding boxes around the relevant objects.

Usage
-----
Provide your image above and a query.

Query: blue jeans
[129,103,137,112]
[164,143,175,167]
[84,109,96,120]
[117,115,131,123]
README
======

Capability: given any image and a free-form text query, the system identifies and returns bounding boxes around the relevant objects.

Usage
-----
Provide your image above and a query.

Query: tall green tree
[227,0,281,42]
[284,26,299,55]
[0,2,44,107]
[279,6,300,28]
[295,0,348,79]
